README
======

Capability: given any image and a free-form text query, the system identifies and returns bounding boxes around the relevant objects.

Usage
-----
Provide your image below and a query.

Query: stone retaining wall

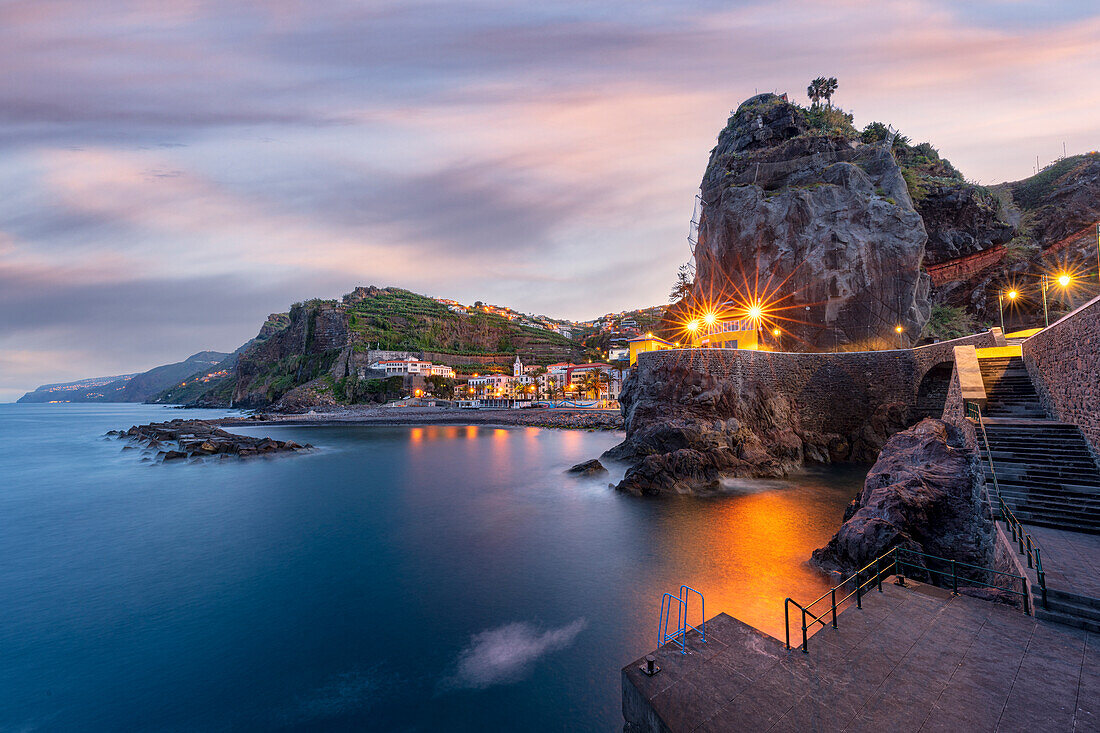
[1022,294,1100,457]
[637,331,998,437]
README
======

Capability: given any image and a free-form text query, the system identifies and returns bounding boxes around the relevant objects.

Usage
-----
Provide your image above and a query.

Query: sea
[0,403,866,731]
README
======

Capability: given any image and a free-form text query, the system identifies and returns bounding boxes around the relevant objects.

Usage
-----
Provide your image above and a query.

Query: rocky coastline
[220,405,624,431]
[602,360,910,496]
[108,419,311,461]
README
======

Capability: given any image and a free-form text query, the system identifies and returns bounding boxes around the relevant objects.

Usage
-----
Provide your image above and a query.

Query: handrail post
[1035,549,1047,609]
[951,560,958,595]
[801,609,808,653]
[855,569,862,609]
[784,600,791,650]
[876,558,883,592]
[831,588,838,628]
[1025,536,1034,569]
[1023,579,1032,616]
[894,548,906,587]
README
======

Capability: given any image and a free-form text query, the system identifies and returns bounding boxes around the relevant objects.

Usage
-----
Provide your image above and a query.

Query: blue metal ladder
[657,586,706,654]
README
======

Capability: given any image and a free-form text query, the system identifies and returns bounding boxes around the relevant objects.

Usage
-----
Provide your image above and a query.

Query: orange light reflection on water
[641,474,862,642]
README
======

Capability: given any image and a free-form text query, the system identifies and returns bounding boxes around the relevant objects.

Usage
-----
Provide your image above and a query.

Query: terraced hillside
[163,286,584,408]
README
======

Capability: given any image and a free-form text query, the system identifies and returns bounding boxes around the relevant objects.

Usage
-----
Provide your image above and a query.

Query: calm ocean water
[0,403,865,731]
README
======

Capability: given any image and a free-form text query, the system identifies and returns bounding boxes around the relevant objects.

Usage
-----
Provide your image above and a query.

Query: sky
[2,0,1099,400]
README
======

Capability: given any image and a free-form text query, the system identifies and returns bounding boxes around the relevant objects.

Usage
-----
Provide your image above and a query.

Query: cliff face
[232,301,347,407]
[926,153,1100,328]
[917,181,1015,265]
[693,94,931,350]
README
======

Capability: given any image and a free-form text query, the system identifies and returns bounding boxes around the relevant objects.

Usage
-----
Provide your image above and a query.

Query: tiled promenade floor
[623,580,1098,732]
[1025,524,1100,599]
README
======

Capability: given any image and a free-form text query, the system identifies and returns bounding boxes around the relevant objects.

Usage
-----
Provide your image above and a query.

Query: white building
[372,356,453,378]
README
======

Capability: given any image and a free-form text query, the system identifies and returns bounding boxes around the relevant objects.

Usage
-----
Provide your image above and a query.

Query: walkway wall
[1022,294,1100,457]
[637,331,998,437]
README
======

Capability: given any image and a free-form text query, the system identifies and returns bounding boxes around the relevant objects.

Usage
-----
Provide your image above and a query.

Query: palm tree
[807,77,826,108]
[579,370,609,399]
[821,77,838,108]
[807,77,838,109]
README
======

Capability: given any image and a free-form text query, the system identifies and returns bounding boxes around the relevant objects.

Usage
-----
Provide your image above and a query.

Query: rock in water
[567,459,609,477]
[811,419,992,576]
[692,93,930,350]
[604,362,804,496]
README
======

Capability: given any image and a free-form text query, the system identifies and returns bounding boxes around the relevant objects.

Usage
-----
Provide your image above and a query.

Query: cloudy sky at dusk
[2,0,1098,400]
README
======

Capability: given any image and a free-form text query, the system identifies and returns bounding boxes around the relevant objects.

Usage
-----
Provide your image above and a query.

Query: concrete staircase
[976,353,1100,631]
[978,356,1047,418]
[980,421,1100,534]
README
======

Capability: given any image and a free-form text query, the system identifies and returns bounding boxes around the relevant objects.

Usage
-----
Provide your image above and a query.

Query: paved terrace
[623,580,1098,732]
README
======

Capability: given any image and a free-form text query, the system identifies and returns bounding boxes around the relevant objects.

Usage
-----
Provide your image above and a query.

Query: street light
[1041,272,1074,327]
[998,289,1018,333]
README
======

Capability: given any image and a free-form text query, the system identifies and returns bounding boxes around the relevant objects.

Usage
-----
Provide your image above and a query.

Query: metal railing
[784,546,1029,653]
[658,586,706,654]
[966,402,1047,607]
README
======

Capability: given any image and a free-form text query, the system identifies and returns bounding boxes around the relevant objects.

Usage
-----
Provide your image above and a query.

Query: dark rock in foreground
[567,459,608,477]
[605,363,805,496]
[109,419,312,462]
[811,418,992,577]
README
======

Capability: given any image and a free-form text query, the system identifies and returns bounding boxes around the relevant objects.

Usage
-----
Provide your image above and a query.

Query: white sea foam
[440,618,588,691]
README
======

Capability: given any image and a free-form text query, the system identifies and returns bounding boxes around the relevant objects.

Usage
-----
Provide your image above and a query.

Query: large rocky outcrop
[692,94,931,350]
[232,300,347,407]
[811,419,992,575]
[605,362,805,495]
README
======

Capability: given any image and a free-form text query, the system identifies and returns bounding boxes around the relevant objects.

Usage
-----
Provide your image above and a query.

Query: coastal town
[7,3,1100,730]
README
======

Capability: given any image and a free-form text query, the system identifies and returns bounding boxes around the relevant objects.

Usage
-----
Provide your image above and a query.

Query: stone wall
[637,331,998,437]
[1022,294,1100,457]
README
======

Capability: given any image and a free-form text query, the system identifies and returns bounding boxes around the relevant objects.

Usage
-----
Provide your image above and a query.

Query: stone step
[1013,510,1100,531]
[1015,516,1100,534]
[983,448,1098,461]
[986,467,1100,483]
[995,481,1100,495]
[984,454,1100,468]
[998,484,1100,501]
[996,466,1100,480]
[983,453,1098,466]
[1009,502,1100,520]
[1046,587,1100,611]
[1035,607,1100,633]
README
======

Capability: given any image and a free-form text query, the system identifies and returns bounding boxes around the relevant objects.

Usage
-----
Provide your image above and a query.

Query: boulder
[811,419,993,577]
[567,459,609,477]
[162,450,187,461]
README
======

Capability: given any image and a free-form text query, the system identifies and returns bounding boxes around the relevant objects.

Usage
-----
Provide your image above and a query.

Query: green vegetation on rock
[924,304,983,341]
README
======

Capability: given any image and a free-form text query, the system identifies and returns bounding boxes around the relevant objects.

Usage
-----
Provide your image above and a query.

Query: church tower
[513,354,523,377]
